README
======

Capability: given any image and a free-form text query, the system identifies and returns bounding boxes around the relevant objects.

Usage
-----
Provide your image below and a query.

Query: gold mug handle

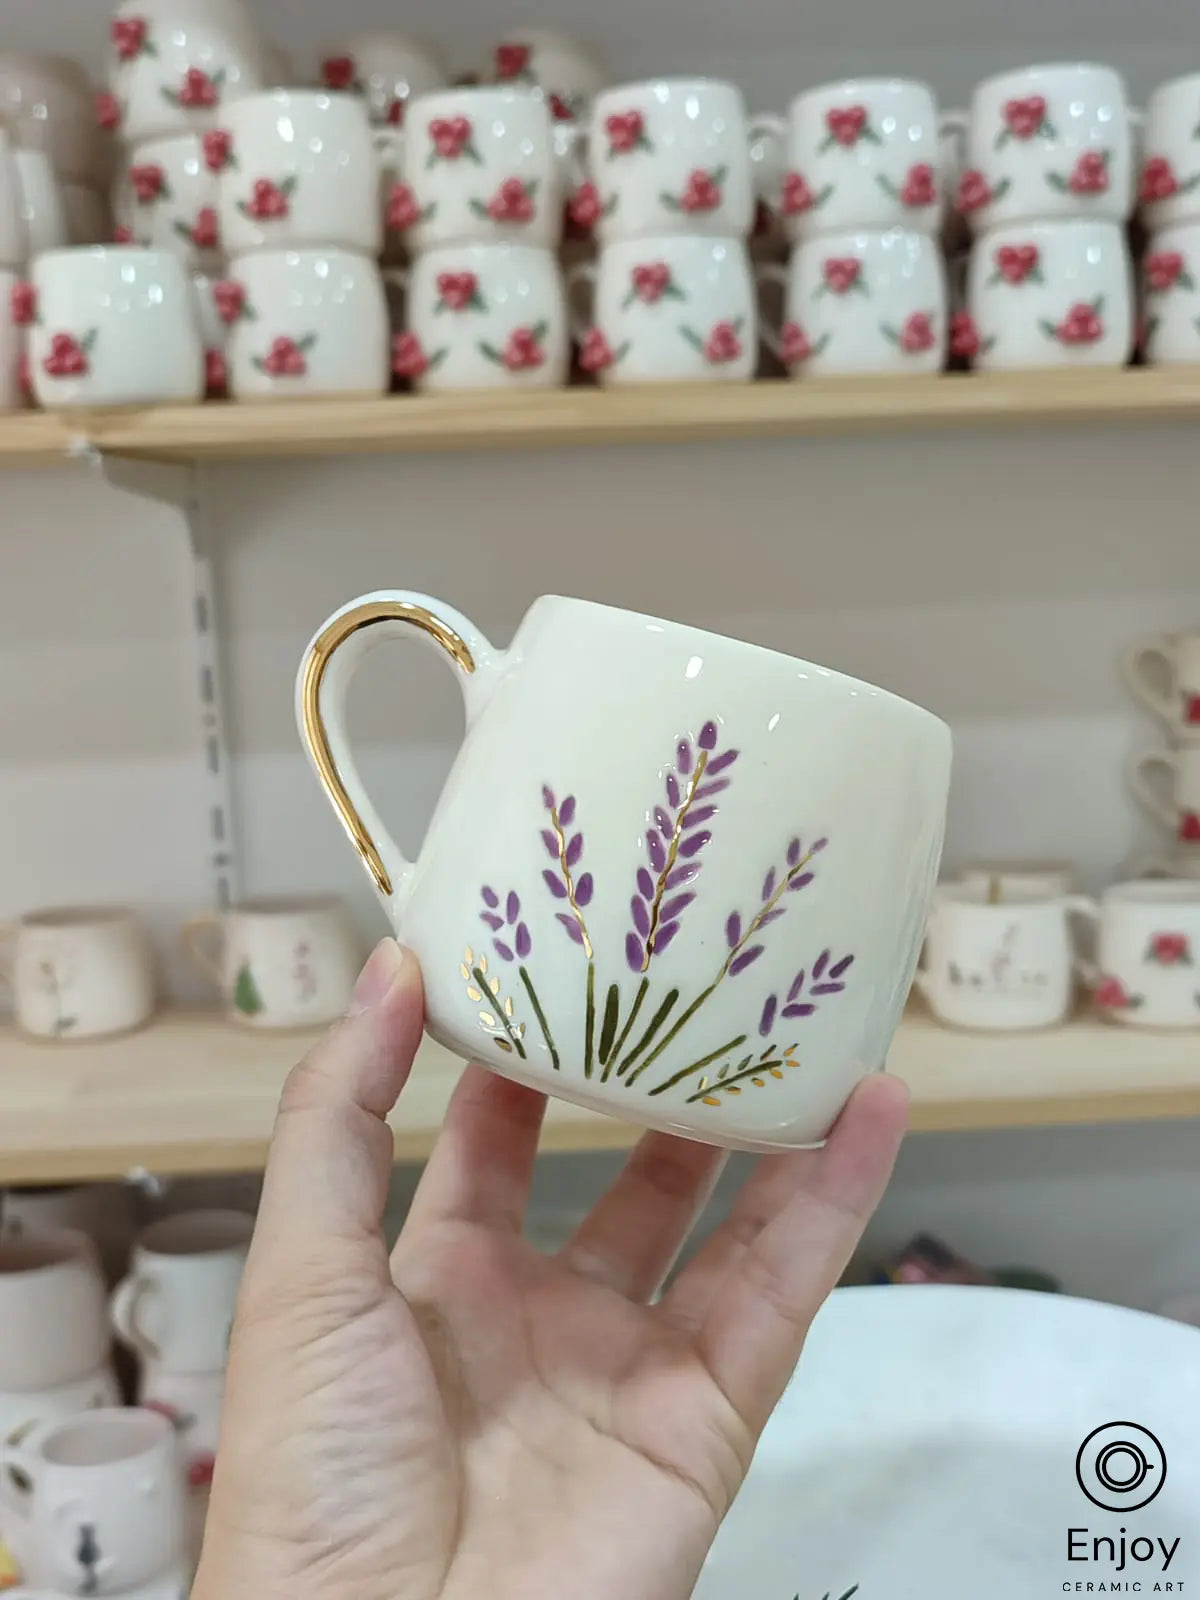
[295,592,501,910]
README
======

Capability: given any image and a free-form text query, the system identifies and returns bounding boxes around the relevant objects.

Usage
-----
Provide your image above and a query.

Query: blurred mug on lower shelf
[1,907,156,1041]
[915,884,1098,1030]
[1126,746,1200,844]
[182,895,361,1027]
[0,1228,111,1395]
[955,858,1075,902]
[111,1210,253,1373]
[1082,880,1200,1028]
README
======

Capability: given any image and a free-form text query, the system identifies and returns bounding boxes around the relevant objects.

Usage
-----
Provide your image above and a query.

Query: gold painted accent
[300,600,475,897]
[641,748,709,971]
[489,977,500,997]
[479,954,488,974]
[466,986,482,1002]
[549,804,593,959]
[459,963,470,981]
[480,1010,497,1027]
[497,1038,513,1053]
[702,1094,720,1106]
[504,996,513,1018]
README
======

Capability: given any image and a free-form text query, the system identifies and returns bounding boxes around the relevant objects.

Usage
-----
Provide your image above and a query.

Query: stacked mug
[955,63,1137,369]
[1139,74,1200,365]
[753,78,952,376]
[1124,630,1200,875]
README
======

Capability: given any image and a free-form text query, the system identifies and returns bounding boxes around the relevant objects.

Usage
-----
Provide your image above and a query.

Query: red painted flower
[900,162,936,207]
[579,328,615,372]
[202,129,234,173]
[568,181,603,229]
[178,68,219,108]
[1140,155,1179,203]
[704,320,742,364]
[11,280,36,327]
[549,93,573,122]
[1150,931,1191,964]
[1185,693,1200,725]
[247,178,289,220]
[487,176,535,223]
[502,326,545,370]
[950,311,981,359]
[43,332,90,378]
[781,321,812,364]
[995,243,1040,284]
[1094,974,1133,1008]
[112,16,149,60]
[429,116,473,160]
[1146,249,1185,291]
[113,224,134,243]
[826,104,867,146]
[262,335,307,377]
[605,110,645,154]
[130,163,167,204]
[392,330,429,379]
[386,98,405,126]
[781,170,816,215]
[436,271,479,311]
[322,55,357,91]
[1056,301,1104,344]
[191,206,219,249]
[823,257,862,294]
[631,261,672,302]
[1181,811,1200,842]
[1004,95,1048,139]
[494,42,531,81]
[955,168,993,213]
[1069,149,1109,195]
[187,1452,216,1490]
[213,279,247,324]
[204,348,227,394]
[679,168,722,212]
[96,91,121,130]
[387,182,421,231]
[900,311,936,353]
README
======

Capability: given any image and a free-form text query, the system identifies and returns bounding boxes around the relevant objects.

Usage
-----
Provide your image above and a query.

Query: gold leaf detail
[770,1068,783,1079]
[698,1075,708,1092]
[479,1010,497,1027]
[467,986,482,1002]
[504,996,513,1018]
[718,1064,729,1079]
[726,1085,742,1095]
[478,954,488,975]
[516,1022,526,1039]
[752,1077,765,1087]
[459,963,469,981]
[496,1037,513,1053]
[464,946,474,963]
[702,1094,721,1106]
[489,977,500,996]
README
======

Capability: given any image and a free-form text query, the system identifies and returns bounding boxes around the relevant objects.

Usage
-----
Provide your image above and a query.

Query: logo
[1076,1421,1168,1512]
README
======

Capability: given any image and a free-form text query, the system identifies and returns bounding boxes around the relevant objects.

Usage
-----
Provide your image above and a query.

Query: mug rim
[19,905,138,930]
[791,76,937,108]
[136,1208,254,1258]
[1103,878,1200,906]
[1147,72,1200,105]
[973,60,1127,98]
[38,1405,169,1468]
[594,76,745,102]
[408,82,548,119]
[33,244,171,270]
[933,882,1068,908]
[230,894,343,916]
[0,1226,95,1277]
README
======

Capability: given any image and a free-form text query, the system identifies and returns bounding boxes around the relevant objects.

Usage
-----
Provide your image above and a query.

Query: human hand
[192,939,907,1600]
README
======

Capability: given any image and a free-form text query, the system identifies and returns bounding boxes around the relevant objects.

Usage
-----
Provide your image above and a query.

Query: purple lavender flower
[538,786,593,957]
[719,835,827,983]
[775,950,855,1019]
[479,885,532,963]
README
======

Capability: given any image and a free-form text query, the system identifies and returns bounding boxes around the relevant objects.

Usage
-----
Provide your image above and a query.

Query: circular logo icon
[1076,1423,1167,1512]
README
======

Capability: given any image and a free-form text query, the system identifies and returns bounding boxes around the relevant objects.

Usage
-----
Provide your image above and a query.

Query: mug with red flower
[761,228,946,377]
[140,1367,225,1494]
[28,245,204,409]
[966,219,1133,370]
[318,31,447,127]
[755,78,953,243]
[115,133,221,269]
[222,247,390,400]
[393,241,567,391]
[1123,631,1200,745]
[1127,747,1200,847]
[1081,881,1200,1028]
[486,29,607,128]
[106,0,266,145]
[1139,222,1200,364]
[566,233,755,385]
[1139,73,1200,231]
[218,90,381,256]
[955,63,1136,234]
[566,79,756,246]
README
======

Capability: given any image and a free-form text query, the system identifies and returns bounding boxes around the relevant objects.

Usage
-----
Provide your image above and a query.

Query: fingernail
[348,939,404,1015]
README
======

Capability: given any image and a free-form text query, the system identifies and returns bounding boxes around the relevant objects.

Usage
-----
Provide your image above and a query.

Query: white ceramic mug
[139,1368,222,1492]
[296,592,951,1150]
[570,78,755,244]
[12,150,66,259]
[1083,880,1200,1027]
[569,234,756,384]
[1127,747,1200,845]
[0,907,156,1040]
[0,129,28,269]
[488,29,607,125]
[953,62,1136,232]
[1123,630,1200,741]
[1142,223,1200,364]
[0,1230,111,1393]
[397,86,561,253]
[217,91,381,256]
[757,78,951,241]
[182,895,362,1025]
[106,0,265,145]
[392,243,568,391]
[0,1370,121,1452]
[2,1187,137,1287]
[110,1210,253,1372]
[760,227,946,376]
[28,246,204,408]
[219,249,389,401]
[966,219,1133,370]
[956,859,1075,901]
[915,884,1097,1030]
[1139,74,1200,229]
[320,32,447,126]
[117,134,220,269]
[0,1408,185,1596]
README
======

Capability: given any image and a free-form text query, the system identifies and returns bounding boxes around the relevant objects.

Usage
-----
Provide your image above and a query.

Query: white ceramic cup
[569,234,756,384]
[392,243,568,391]
[1139,74,1200,229]
[1127,747,1200,846]
[0,1230,111,1392]
[1142,223,1200,365]
[0,1408,185,1596]
[0,129,28,269]
[0,1370,121,1452]
[953,62,1135,232]
[12,150,66,259]
[28,246,204,408]
[760,227,946,376]
[570,78,755,245]
[106,0,265,145]
[296,592,951,1150]
[956,859,1075,900]
[217,91,381,256]
[396,86,561,253]
[320,32,447,126]
[757,78,951,241]
[1082,880,1200,1027]
[915,884,1097,1031]
[2,1187,137,1287]
[0,907,156,1040]
[0,269,26,410]
[487,29,607,125]
[110,1210,253,1372]
[118,134,220,269]
[219,248,389,400]
[1123,630,1200,742]
[966,219,1133,370]
[182,894,362,1025]
[139,1368,222,1492]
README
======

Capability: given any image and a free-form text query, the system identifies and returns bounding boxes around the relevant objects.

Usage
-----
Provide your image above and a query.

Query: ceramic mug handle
[747,111,787,203]
[1065,895,1101,981]
[1122,637,1176,727]
[110,1272,162,1361]
[1125,751,1179,831]
[563,260,598,343]
[182,913,225,989]
[754,261,789,360]
[296,592,504,915]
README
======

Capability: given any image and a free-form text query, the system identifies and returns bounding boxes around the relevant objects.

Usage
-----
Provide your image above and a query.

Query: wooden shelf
[0,1006,1197,1183]
[4,369,1200,467]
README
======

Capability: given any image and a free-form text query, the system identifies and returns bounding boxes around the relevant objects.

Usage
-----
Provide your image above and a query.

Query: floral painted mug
[105,0,265,145]
[1141,223,1200,365]
[320,31,448,126]
[115,133,221,270]
[391,243,568,391]
[1139,73,1200,230]
[0,907,156,1040]
[182,896,362,1027]
[297,593,951,1148]
[1126,747,1200,846]
[1082,881,1200,1028]
[1123,630,1200,743]
[760,228,947,376]
[486,29,607,125]
[569,235,756,384]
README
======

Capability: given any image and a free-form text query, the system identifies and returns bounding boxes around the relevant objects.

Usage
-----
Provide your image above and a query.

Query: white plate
[695,1285,1200,1600]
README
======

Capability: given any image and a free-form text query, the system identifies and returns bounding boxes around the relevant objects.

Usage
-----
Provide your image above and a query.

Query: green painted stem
[519,967,558,1070]
[615,988,679,1080]
[583,961,596,1078]
[601,978,648,1083]
[472,965,526,1060]
[647,1033,747,1098]
[684,1053,786,1103]
[624,981,716,1085]
[597,984,620,1066]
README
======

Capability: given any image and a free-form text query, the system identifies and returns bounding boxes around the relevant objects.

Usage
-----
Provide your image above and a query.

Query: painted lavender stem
[479,885,558,1066]
[538,786,596,1073]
